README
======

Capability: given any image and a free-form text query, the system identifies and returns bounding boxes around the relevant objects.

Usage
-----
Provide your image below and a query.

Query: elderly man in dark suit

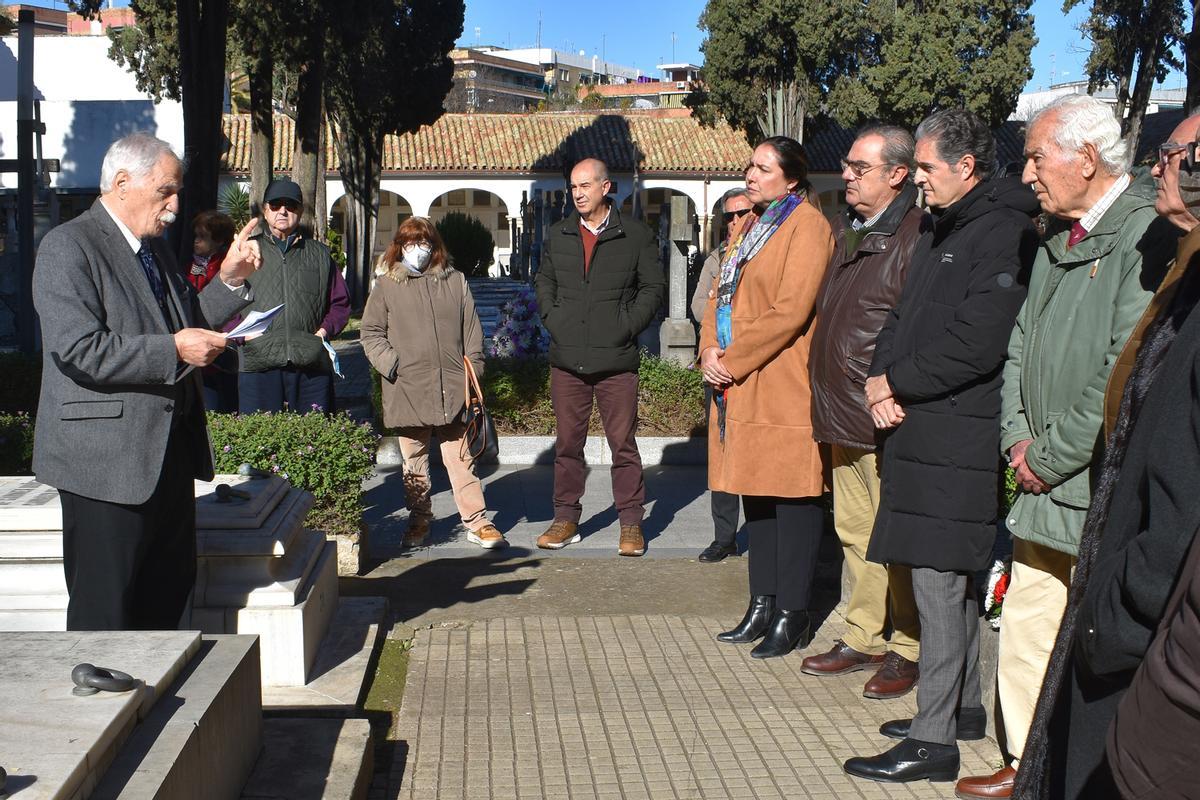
[33,132,260,631]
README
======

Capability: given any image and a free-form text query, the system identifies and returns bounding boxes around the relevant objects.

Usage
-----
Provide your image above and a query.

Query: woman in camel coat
[699,136,835,658]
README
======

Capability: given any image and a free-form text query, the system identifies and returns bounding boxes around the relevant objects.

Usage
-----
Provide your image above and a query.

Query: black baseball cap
[263,179,303,206]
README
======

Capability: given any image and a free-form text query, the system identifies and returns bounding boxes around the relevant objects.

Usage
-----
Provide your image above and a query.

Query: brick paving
[385,614,1001,800]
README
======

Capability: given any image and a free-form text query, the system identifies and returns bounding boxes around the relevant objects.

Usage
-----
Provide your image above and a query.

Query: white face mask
[401,243,432,272]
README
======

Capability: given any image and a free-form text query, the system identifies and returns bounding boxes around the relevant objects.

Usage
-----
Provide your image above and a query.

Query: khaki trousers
[831,445,920,661]
[997,537,1074,763]
[396,419,489,532]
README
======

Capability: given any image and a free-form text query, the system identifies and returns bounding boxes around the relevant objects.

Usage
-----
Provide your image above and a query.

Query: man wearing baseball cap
[238,178,351,413]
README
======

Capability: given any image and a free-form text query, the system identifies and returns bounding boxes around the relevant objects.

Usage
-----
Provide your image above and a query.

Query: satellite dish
[468,70,478,78]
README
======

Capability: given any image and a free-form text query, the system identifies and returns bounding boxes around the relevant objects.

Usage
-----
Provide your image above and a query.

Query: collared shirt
[1079,173,1132,234]
[851,207,886,231]
[580,205,612,236]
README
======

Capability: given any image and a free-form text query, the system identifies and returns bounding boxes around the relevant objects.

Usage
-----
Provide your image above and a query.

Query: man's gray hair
[1029,94,1130,176]
[99,132,180,193]
[858,124,916,170]
[915,109,997,180]
[720,187,749,207]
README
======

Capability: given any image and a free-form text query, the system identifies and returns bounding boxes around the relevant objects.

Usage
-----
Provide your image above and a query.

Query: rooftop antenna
[1050,51,1056,86]
[671,32,676,63]
[536,12,541,50]
[474,26,480,45]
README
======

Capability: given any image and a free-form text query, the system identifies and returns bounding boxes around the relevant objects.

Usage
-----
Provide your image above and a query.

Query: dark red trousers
[550,367,645,526]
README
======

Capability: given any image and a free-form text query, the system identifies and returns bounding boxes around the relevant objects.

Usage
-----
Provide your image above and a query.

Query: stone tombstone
[657,193,698,365]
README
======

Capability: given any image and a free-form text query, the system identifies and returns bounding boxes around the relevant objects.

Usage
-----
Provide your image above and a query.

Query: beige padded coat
[698,201,834,498]
[360,263,484,429]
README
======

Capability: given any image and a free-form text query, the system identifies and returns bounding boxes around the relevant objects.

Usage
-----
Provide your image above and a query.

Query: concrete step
[92,634,263,800]
[241,718,372,800]
[261,597,387,715]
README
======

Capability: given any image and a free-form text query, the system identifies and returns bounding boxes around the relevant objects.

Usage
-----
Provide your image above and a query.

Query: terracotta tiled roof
[219,112,754,176]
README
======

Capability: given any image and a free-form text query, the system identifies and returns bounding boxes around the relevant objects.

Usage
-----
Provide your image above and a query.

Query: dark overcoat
[1039,227,1200,800]
[867,177,1039,573]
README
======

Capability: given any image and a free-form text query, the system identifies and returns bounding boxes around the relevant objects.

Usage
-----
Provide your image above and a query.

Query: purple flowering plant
[486,285,550,360]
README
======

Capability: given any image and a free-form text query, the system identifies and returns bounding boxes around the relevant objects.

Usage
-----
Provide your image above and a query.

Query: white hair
[1030,95,1130,176]
[99,132,180,193]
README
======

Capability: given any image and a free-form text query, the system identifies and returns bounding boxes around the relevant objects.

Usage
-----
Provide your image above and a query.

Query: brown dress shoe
[863,651,919,699]
[537,520,580,549]
[801,639,885,676]
[618,524,645,557]
[955,765,1015,799]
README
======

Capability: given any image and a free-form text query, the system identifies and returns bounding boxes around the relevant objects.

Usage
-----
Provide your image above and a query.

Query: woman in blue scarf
[698,136,836,657]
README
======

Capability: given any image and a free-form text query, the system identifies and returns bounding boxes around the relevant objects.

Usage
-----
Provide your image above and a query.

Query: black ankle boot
[750,609,811,658]
[716,595,776,643]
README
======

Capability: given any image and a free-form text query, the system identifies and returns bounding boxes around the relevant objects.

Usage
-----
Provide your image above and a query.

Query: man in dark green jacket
[238,179,351,414]
[533,157,665,556]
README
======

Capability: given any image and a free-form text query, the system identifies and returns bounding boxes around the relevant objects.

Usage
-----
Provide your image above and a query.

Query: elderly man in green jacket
[954,96,1178,799]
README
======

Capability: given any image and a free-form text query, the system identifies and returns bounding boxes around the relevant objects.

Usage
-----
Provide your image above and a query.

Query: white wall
[0,35,184,189]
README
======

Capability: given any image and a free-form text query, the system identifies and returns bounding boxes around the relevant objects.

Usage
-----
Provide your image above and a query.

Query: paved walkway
[387,612,999,800]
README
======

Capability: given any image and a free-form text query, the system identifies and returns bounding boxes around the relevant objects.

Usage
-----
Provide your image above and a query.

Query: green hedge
[0,413,35,475]
[208,411,377,538]
[372,352,706,436]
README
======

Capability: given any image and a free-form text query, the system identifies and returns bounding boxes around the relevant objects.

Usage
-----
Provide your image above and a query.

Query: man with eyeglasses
[805,125,925,698]
[237,178,351,414]
[951,95,1176,800]
[690,188,753,562]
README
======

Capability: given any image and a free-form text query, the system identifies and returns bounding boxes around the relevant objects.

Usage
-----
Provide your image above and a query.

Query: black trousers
[60,426,197,631]
[704,385,740,545]
[744,495,824,611]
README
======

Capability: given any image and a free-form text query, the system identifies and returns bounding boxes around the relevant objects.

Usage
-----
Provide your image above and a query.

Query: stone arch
[329,189,413,264]
[427,187,514,274]
[618,187,698,240]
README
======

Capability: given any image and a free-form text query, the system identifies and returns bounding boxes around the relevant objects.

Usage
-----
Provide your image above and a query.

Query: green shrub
[207,411,377,538]
[0,352,41,415]
[0,413,35,475]
[326,226,347,270]
[436,212,495,277]
[371,352,705,436]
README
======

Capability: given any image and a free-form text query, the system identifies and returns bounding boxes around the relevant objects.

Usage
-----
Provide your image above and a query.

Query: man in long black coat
[844,109,1039,784]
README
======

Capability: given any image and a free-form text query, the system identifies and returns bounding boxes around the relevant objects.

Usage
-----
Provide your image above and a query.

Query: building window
[559,68,570,82]
[447,190,466,206]
[473,190,493,207]
[497,211,508,230]
[430,196,443,208]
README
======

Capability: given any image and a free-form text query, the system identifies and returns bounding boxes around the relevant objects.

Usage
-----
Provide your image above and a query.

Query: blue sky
[16,0,1190,94]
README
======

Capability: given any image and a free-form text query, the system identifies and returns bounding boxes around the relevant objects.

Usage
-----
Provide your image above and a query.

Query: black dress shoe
[843,737,959,783]
[698,541,738,562]
[716,595,775,643]
[750,609,811,658]
[879,706,987,741]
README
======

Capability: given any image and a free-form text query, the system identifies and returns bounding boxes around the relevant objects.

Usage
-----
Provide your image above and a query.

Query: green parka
[999,171,1177,556]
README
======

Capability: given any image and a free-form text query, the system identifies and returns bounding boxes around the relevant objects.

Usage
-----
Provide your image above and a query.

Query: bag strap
[463,355,485,407]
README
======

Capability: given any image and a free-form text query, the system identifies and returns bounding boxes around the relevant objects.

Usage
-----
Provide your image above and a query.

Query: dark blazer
[535,205,665,375]
[867,177,1039,572]
[33,200,249,505]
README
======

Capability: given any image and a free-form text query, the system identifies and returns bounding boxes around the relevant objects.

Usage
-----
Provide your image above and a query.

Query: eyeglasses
[266,199,300,212]
[722,208,751,223]
[1158,141,1199,172]
[840,159,889,179]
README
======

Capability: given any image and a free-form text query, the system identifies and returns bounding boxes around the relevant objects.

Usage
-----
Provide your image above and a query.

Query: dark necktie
[1067,222,1088,249]
[137,243,168,310]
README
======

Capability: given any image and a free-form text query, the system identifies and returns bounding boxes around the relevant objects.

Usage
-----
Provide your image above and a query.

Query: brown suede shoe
[863,650,919,699]
[801,639,885,676]
[618,524,645,557]
[536,519,580,550]
[403,516,430,548]
[955,765,1015,799]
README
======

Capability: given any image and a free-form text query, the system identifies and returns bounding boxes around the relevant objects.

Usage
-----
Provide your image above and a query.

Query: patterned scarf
[713,192,805,440]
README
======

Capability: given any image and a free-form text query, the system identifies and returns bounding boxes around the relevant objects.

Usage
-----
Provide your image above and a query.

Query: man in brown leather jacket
[804,125,927,699]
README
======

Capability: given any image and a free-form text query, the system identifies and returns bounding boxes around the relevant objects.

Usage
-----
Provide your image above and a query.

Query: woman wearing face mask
[360,217,507,550]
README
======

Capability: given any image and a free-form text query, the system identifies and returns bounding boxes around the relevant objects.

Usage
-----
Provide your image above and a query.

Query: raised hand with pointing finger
[218,217,262,285]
